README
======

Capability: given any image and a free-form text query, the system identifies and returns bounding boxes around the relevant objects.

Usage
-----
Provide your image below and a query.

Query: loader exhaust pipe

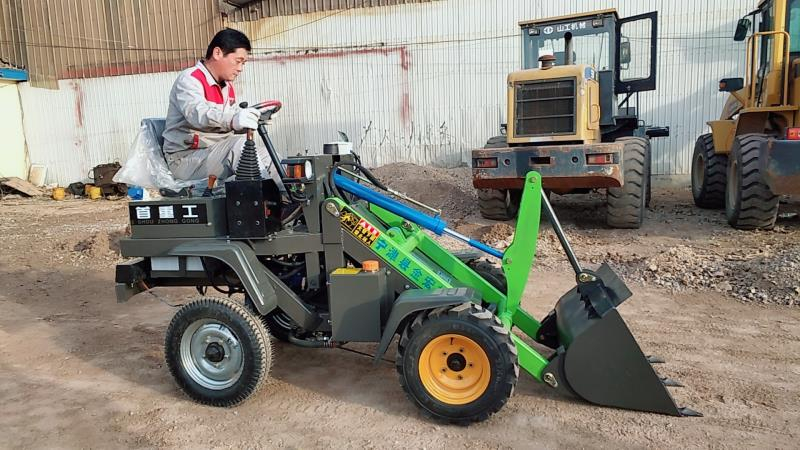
[564,32,574,65]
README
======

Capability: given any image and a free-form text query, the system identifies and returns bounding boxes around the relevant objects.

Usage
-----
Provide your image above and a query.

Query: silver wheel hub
[180,320,244,390]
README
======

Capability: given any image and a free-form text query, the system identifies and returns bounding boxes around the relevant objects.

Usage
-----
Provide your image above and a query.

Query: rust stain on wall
[71,80,83,128]
[252,46,413,126]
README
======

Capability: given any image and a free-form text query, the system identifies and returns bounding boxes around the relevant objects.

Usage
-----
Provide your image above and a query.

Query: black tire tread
[165,296,272,407]
[467,260,507,293]
[477,189,520,220]
[607,137,648,228]
[395,303,518,424]
[692,133,728,209]
[476,136,520,220]
[726,133,780,230]
[618,136,652,207]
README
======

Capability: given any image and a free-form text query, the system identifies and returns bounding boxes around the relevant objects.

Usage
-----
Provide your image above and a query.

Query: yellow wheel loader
[693,0,800,229]
[472,9,669,229]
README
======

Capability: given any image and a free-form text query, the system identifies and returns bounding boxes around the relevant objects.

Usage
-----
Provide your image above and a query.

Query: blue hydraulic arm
[333,174,504,258]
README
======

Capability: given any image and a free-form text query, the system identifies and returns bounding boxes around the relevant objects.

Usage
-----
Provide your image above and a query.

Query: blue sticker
[584,66,595,81]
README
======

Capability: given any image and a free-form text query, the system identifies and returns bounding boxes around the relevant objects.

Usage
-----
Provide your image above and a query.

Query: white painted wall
[0,79,28,180]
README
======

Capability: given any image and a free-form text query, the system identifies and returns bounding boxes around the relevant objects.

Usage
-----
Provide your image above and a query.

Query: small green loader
[115,100,699,423]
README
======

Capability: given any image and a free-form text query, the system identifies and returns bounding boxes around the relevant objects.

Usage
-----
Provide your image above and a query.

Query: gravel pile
[627,244,800,306]
[479,225,800,306]
[370,163,476,220]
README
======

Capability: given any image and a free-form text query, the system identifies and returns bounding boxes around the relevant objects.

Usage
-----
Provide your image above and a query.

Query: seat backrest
[141,118,167,150]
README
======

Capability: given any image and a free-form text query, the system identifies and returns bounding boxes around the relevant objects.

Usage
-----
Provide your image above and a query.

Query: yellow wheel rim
[418,334,491,405]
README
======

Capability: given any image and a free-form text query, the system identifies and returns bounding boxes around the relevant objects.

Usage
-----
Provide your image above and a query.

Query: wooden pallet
[0,177,43,197]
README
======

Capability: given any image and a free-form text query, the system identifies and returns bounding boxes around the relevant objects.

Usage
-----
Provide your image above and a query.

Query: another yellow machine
[692,0,800,229]
[472,9,668,228]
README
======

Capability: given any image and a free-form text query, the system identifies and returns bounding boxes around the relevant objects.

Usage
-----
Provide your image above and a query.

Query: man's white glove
[232,107,261,131]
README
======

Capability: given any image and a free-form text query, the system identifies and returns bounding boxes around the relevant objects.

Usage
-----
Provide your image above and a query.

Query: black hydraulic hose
[200,257,235,295]
[280,205,304,226]
[287,335,339,348]
[351,150,363,166]
[265,257,305,267]
[328,161,387,203]
[277,265,304,280]
[287,189,307,203]
[339,161,387,191]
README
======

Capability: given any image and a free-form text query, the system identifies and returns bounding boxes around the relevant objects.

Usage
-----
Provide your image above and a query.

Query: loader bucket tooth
[540,264,691,416]
[678,407,703,417]
[660,377,684,388]
[647,355,666,364]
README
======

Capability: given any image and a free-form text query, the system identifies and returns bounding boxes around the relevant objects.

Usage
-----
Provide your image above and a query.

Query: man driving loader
[162,28,274,185]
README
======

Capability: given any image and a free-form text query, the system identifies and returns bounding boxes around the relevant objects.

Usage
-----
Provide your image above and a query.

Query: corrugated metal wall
[227,0,440,22]
[229,0,753,174]
[16,0,754,185]
[0,0,221,88]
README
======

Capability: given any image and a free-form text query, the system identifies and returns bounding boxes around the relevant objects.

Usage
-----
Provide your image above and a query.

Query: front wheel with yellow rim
[396,302,518,424]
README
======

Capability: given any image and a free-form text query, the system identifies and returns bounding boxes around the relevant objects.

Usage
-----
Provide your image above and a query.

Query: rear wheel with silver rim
[165,297,271,406]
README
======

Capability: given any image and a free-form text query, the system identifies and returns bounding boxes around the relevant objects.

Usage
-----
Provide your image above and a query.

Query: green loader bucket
[536,264,701,417]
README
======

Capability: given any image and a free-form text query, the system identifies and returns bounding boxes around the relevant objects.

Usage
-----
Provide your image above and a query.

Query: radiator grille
[514,78,576,137]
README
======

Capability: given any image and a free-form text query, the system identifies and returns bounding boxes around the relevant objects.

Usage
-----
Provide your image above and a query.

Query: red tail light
[475,158,498,168]
[787,127,800,140]
[587,153,614,164]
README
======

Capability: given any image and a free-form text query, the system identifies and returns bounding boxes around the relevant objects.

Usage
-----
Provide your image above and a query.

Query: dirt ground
[1,167,799,449]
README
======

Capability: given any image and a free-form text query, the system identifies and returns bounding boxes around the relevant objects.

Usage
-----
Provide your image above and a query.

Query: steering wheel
[240,100,282,122]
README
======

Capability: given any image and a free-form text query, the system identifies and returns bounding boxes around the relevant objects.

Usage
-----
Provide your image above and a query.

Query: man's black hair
[205,28,251,60]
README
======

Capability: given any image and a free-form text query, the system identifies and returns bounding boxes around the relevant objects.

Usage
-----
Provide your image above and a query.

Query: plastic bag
[113,120,205,192]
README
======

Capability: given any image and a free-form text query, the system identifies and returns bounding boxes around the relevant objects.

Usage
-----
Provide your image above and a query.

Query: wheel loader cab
[473,9,665,228]
[517,10,657,135]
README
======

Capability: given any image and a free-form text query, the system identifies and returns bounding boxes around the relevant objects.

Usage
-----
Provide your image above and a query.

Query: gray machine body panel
[167,241,321,331]
[328,268,388,341]
[129,196,228,239]
[168,241,277,310]
[373,287,481,362]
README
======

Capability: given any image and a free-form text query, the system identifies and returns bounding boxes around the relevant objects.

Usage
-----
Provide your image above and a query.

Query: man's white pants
[165,135,281,186]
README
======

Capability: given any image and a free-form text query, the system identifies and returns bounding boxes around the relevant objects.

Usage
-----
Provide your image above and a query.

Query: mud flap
[538,264,700,416]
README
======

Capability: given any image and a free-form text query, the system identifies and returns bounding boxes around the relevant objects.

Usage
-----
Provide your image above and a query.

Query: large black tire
[396,303,518,424]
[477,189,521,220]
[691,133,728,209]
[725,133,780,230]
[165,297,272,407]
[645,141,652,207]
[476,136,521,221]
[467,260,507,313]
[606,137,649,228]
[467,260,507,294]
[618,136,653,207]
